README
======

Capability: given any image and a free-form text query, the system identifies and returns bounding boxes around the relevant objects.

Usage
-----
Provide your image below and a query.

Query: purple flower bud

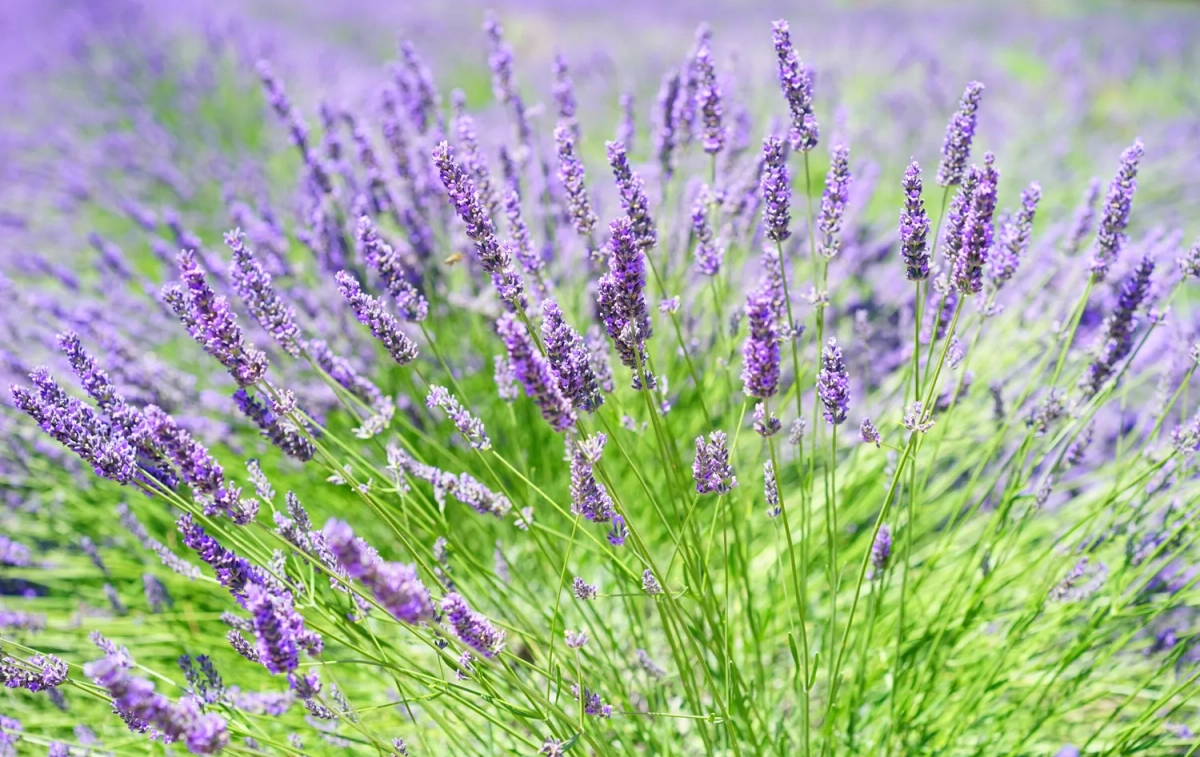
[552,52,578,127]
[323,519,434,624]
[226,229,301,356]
[1089,140,1144,280]
[936,81,984,187]
[357,216,428,322]
[989,181,1041,285]
[606,515,628,546]
[860,418,881,447]
[0,651,67,692]
[569,434,615,523]
[483,14,516,105]
[692,185,724,276]
[597,217,653,382]
[1063,178,1101,258]
[753,402,782,437]
[817,338,850,425]
[233,388,315,462]
[642,569,663,596]
[899,160,930,281]
[573,577,598,600]
[694,41,724,155]
[496,313,575,432]
[426,385,490,450]
[654,71,682,178]
[617,92,636,152]
[1079,254,1155,397]
[869,524,892,577]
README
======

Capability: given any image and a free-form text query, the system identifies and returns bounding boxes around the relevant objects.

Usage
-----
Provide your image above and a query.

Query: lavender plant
[0,3,1199,756]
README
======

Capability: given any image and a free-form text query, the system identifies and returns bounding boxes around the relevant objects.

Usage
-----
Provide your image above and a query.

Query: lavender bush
[1,1,1199,755]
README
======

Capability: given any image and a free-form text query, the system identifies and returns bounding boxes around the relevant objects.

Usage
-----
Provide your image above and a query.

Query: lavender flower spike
[817,338,850,426]
[441,593,505,658]
[742,284,781,399]
[899,160,930,281]
[990,181,1042,285]
[226,229,301,357]
[772,20,818,152]
[497,313,576,432]
[542,300,603,412]
[817,144,851,259]
[655,70,682,178]
[694,38,724,155]
[433,140,526,306]
[555,124,599,241]
[761,136,791,243]
[953,153,999,296]
[427,385,490,450]
[357,216,428,322]
[323,519,434,624]
[606,141,656,249]
[163,250,268,386]
[569,434,616,523]
[694,431,737,494]
[0,651,68,692]
[335,271,418,365]
[869,524,892,578]
[936,81,985,187]
[597,217,653,383]
[1089,139,1144,281]
[1079,254,1154,397]
[692,185,724,275]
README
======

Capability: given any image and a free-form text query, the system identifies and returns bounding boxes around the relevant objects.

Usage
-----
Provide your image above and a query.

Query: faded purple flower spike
[817,338,850,426]
[433,141,525,306]
[753,402,782,437]
[817,144,851,259]
[655,70,681,178]
[694,40,724,154]
[953,153,999,295]
[336,271,419,365]
[606,141,656,249]
[598,217,653,382]
[497,313,575,432]
[569,434,616,523]
[452,102,500,221]
[742,285,781,399]
[936,81,984,187]
[764,460,780,517]
[617,92,636,151]
[357,216,428,322]
[483,14,516,105]
[244,583,301,674]
[163,251,268,386]
[426,385,490,450]
[441,592,505,658]
[1079,254,1155,397]
[1177,239,1200,279]
[226,229,301,357]
[900,160,930,281]
[1063,178,1101,257]
[772,20,818,152]
[692,185,724,275]
[760,136,791,243]
[233,388,315,462]
[694,431,737,494]
[869,524,892,578]
[323,519,434,624]
[542,300,603,412]
[555,124,598,240]
[860,418,881,447]
[990,182,1041,285]
[1089,140,1144,280]
[642,569,663,596]
[552,52,577,128]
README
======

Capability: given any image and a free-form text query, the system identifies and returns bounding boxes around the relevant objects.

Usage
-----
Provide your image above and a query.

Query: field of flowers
[1,0,1199,754]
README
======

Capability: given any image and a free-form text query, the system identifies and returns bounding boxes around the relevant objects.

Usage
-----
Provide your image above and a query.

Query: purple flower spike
[953,153,999,296]
[1089,140,1144,281]
[336,271,419,366]
[226,229,301,357]
[606,515,628,547]
[555,124,599,247]
[817,338,850,426]
[761,136,791,243]
[244,583,300,675]
[0,651,68,692]
[694,431,737,494]
[427,385,490,450]
[357,216,428,322]
[441,592,505,658]
[1079,254,1155,397]
[936,81,984,188]
[433,141,526,307]
[817,144,851,259]
[569,434,616,523]
[692,185,724,275]
[552,52,578,127]
[597,217,653,384]
[606,142,656,250]
[163,251,269,387]
[655,70,682,178]
[497,313,576,432]
[323,519,433,624]
[694,40,724,155]
[869,524,892,578]
[899,160,930,281]
[233,388,315,462]
[542,300,603,412]
[772,20,818,152]
[990,182,1042,286]
[742,284,781,399]
[860,418,881,447]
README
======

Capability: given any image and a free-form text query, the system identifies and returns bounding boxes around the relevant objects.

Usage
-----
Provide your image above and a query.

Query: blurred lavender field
[2,0,1200,754]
